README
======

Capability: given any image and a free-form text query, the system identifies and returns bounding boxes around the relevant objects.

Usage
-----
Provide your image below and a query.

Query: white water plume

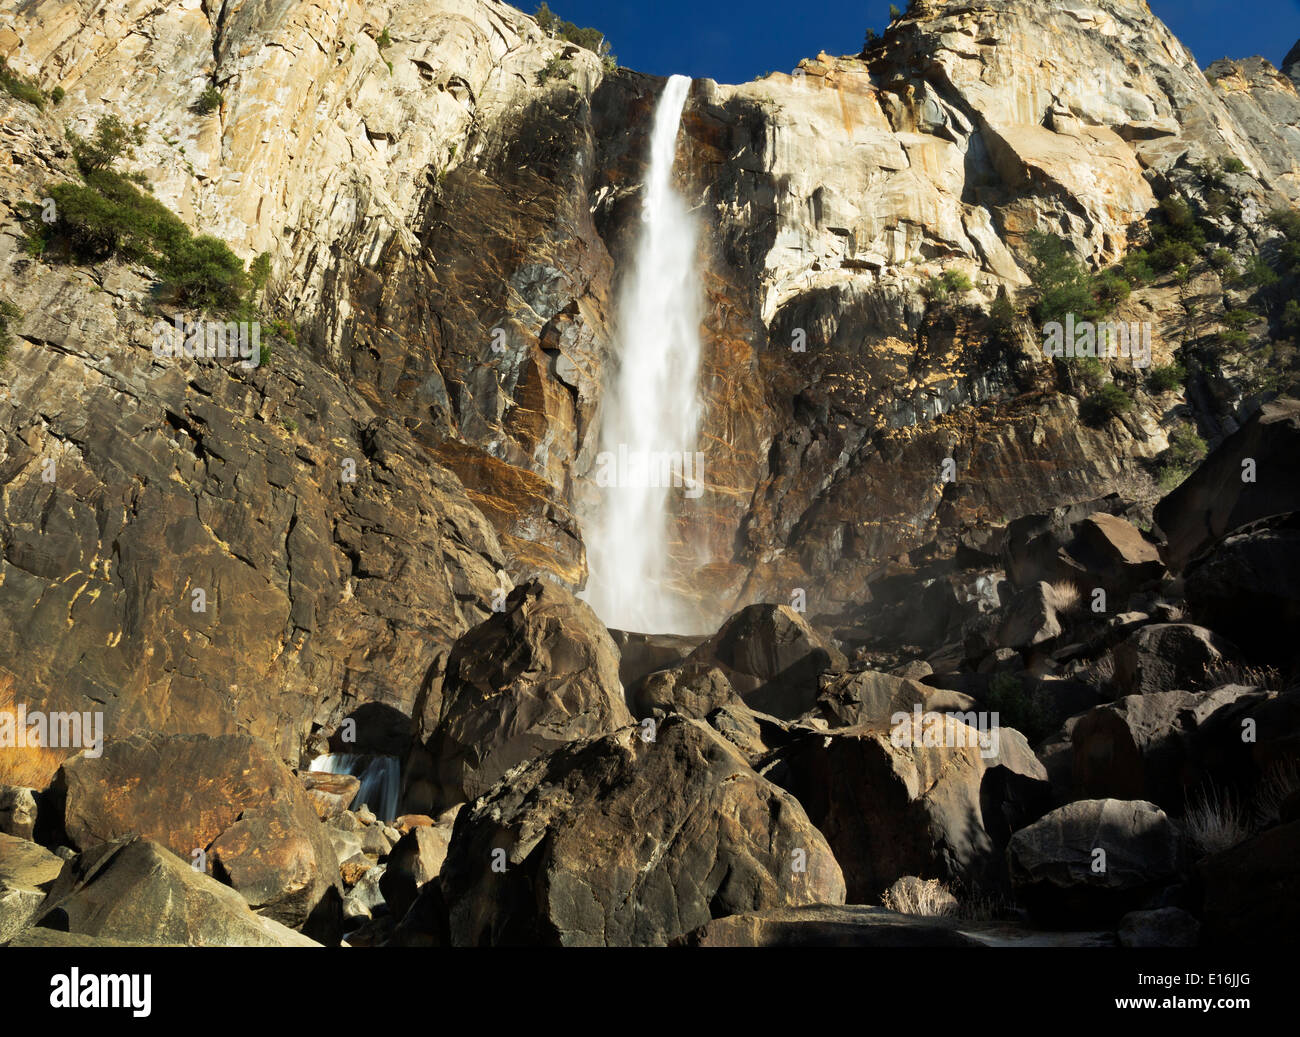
[583,74,703,635]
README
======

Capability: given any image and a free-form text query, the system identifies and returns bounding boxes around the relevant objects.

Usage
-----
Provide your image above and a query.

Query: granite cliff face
[0,0,1297,749]
[2,0,1300,952]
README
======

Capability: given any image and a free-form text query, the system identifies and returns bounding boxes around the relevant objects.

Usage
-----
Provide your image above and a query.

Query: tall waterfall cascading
[582,74,704,635]
[309,753,401,822]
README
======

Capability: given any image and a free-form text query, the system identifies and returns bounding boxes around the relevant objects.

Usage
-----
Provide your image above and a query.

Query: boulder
[1199,819,1300,945]
[1118,907,1201,947]
[1156,398,1300,571]
[1184,522,1300,665]
[766,712,1029,902]
[680,604,847,720]
[299,772,361,820]
[997,582,1062,649]
[1002,503,1102,589]
[343,864,387,922]
[360,825,396,857]
[1071,686,1272,810]
[55,732,341,935]
[1069,512,1166,596]
[979,727,1054,847]
[0,785,39,840]
[0,833,63,944]
[32,837,320,946]
[703,702,795,762]
[802,669,928,728]
[608,630,704,690]
[425,580,632,812]
[379,826,451,922]
[1007,799,1183,925]
[629,662,738,720]
[438,716,845,946]
[676,905,981,947]
[1113,624,1235,697]
[338,852,372,887]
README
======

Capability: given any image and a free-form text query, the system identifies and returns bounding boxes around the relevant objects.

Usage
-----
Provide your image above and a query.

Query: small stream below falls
[309,753,401,822]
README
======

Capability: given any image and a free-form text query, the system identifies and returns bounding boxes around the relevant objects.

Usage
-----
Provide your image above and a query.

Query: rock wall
[1,0,1299,753]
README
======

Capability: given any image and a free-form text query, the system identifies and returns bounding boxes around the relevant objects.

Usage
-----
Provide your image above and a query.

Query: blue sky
[534,0,1300,84]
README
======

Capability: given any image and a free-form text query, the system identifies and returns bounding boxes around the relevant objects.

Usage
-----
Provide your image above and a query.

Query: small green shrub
[0,57,45,109]
[160,234,249,312]
[1079,384,1134,426]
[193,85,223,115]
[266,317,297,346]
[925,269,973,301]
[1221,157,1246,175]
[50,86,65,105]
[1073,356,1106,392]
[1094,270,1131,309]
[377,26,392,49]
[1146,362,1186,394]
[984,672,1050,743]
[1166,424,1207,468]
[68,115,143,176]
[0,299,21,368]
[537,55,573,83]
[1122,249,1155,286]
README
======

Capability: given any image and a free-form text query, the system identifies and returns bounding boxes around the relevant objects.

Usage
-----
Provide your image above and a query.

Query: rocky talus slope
[0,0,1298,947]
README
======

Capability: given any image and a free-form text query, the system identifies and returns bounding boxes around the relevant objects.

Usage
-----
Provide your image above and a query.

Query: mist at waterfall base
[582,74,706,637]
[309,753,401,822]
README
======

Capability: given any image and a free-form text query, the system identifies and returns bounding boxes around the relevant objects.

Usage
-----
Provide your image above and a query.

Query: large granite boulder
[672,604,848,720]
[54,732,341,936]
[1183,520,1300,665]
[767,711,1047,901]
[1071,686,1273,810]
[424,580,632,812]
[1113,624,1236,697]
[1156,398,1300,571]
[1007,799,1183,925]
[30,837,319,946]
[438,716,845,946]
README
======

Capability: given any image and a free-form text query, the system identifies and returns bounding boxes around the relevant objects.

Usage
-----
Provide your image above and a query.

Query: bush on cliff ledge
[27,114,258,315]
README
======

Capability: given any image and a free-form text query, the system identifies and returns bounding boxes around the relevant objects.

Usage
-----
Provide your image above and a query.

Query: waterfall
[309,753,401,822]
[583,74,704,635]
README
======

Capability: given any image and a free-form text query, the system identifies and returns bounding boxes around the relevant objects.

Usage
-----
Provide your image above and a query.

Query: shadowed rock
[1008,799,1182,926]
[425,580,632,812]
[438,716,845,946]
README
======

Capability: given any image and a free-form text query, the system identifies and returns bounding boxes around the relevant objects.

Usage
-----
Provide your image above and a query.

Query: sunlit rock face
[0,0,1297,756]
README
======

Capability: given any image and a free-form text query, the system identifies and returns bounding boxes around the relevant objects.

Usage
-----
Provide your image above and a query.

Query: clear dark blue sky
[533,0,1300,84]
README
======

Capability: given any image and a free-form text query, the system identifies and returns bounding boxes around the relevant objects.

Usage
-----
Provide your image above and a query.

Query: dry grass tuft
[1184,782,1253,857]
[1255,758,1300,827]
[1046,580,1082,614]
[1202,661,1282,692]
[0,672,68,790]
[881,876,958,917]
